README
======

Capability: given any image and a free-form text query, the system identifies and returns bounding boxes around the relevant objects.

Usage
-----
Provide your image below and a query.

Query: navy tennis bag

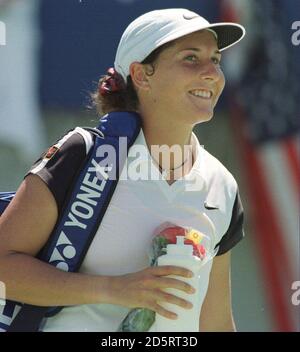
[0,112,141,332]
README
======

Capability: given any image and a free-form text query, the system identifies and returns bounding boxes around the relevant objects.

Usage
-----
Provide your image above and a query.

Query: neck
[140,113,194,172]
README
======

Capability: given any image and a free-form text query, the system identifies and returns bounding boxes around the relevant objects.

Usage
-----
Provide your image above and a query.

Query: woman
[0,8,245,331]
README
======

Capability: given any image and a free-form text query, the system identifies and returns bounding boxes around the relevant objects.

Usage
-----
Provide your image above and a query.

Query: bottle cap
[167,236,193,256]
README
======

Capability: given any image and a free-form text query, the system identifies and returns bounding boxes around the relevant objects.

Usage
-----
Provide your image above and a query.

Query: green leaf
[117,308,155,332]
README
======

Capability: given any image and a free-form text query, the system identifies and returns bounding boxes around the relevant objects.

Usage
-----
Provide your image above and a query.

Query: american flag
[220,0,300,331]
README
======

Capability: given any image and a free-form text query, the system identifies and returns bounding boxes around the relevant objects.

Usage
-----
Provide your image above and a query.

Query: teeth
[190,90,212,99]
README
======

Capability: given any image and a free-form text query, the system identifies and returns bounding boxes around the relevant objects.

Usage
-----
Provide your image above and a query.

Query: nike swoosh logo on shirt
[204,202,219,210]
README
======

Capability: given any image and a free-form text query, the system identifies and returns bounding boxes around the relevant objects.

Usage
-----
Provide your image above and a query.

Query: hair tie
[99,68,126,96]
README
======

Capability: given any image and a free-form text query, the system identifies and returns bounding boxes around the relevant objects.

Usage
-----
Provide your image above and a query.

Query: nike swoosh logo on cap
[183,14,199,20]
[204,202,219,210]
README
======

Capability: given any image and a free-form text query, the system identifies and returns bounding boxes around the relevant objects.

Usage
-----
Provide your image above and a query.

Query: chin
[193,109,214,124]
[180,107,214,125]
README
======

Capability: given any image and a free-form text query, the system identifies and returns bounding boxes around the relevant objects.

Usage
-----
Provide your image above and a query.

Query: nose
[199,60,223,83]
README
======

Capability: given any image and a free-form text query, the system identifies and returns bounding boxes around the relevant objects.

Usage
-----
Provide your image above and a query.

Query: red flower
[157,226,206,260]
[158,226,185,243]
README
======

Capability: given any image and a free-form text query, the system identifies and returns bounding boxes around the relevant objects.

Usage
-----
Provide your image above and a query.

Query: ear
[129,62,151,91]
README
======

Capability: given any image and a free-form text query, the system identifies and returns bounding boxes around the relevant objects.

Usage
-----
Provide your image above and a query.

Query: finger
[158,277,196,294]
[156,290,193,310]
[152,303,178,320]
[150,265,194,278]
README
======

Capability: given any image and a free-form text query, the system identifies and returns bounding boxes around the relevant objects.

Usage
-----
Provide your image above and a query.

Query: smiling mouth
[189,89,213,99]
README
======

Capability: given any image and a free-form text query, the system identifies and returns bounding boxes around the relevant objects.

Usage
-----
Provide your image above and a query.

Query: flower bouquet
[117,223,214,332]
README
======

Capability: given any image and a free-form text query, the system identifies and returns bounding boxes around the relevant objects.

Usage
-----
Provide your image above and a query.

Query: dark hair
[91,42,172,115]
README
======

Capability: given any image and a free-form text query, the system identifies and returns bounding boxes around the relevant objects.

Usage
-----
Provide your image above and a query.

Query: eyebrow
[180,48,221,55]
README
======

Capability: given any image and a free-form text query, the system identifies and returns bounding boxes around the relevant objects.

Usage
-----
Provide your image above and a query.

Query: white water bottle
[153,236,202,332]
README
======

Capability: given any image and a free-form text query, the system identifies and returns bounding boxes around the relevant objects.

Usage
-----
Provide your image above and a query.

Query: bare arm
[0,174,194,319]
[0,174,108,306]
[199,251,236,332]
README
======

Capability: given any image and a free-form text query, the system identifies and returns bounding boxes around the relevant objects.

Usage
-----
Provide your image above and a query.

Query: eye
[184,55,198,63]
[212,56,221,65]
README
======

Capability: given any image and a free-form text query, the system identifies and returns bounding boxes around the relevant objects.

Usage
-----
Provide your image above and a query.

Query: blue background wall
[39,0,221,108]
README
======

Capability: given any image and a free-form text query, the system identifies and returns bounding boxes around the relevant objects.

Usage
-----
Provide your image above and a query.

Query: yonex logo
[0,21,6,46]
[48,155,110,271]
[49,231,77,271]
[0,300,22,332]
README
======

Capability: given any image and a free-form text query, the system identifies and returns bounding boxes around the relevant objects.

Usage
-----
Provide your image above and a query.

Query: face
[141,30,225,125]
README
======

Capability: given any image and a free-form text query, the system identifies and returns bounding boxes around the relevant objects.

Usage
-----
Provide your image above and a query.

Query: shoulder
[27,128,95,213]
[193,141,245,255]
[41,128,93,162]
[196,149,245,256]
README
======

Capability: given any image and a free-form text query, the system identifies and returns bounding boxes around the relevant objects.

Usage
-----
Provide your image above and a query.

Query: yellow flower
[185,229,204,245]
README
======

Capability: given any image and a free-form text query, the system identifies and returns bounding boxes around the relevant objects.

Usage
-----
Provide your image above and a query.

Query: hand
[109,266,196,320]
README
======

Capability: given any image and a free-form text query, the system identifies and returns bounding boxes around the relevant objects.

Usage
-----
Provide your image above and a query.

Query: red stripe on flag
[230,102,296,331]
[283,138,300,194]
[219,0,239,22]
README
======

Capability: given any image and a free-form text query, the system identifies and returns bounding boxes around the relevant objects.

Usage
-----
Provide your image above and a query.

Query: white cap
[114,8,246,81]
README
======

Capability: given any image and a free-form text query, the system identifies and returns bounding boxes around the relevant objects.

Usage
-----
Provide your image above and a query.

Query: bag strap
[7,112,141,332]
[0,192,15,215]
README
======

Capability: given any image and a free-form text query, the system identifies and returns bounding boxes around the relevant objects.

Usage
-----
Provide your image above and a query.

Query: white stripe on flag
[258,139,299,279]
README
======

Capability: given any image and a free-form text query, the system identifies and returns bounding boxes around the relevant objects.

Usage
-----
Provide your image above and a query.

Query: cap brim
[157,22,245,52]
[207,23,245,50]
